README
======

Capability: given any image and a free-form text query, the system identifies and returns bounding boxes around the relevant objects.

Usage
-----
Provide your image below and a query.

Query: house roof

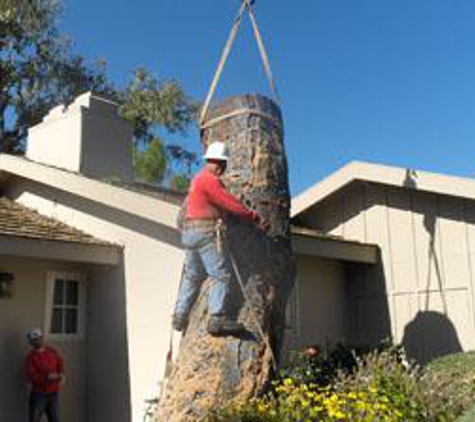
[0,196,111,246]
[291,161,475,218]
[109,179,185,206]
[0,154,182,229]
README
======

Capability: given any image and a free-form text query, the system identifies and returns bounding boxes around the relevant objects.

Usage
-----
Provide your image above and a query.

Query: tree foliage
[133,138,167,184]
[118,68,198,186]
[0,0,198,187]
[0,0,113,153]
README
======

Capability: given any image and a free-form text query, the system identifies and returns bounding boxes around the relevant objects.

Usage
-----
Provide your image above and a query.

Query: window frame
[45,271,87,341]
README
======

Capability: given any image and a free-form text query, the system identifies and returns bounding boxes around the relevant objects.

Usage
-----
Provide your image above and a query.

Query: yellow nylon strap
[199,0,280,128]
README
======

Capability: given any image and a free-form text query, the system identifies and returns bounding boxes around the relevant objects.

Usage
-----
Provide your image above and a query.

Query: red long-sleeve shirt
[25,347,63,393]
[186,167,257,222]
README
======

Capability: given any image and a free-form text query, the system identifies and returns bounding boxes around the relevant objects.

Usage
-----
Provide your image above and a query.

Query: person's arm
[47,350,64,381]
[56,350,64,379]
[206,175,258,221]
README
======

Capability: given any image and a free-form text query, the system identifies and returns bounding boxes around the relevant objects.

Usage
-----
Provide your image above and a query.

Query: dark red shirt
[25,347,63,393]
[186,167,257,222]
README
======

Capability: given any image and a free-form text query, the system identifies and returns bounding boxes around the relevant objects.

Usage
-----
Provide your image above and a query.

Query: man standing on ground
[24,329,64,422]
[172,141,262,336]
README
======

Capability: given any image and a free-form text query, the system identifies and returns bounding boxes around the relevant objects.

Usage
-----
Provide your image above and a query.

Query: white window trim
[44,271,87,341]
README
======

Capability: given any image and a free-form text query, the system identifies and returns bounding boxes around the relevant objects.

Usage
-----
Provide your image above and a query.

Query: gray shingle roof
[0,197,112,246]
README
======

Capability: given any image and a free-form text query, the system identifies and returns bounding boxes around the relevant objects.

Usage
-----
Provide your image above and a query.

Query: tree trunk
[155,94,294,421]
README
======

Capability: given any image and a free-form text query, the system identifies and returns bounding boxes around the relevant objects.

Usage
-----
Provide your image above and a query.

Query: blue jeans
[29,392,59,422]
[174,226,231,318]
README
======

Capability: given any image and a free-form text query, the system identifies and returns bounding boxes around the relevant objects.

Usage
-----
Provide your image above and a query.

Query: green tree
[0,0,113,153]
[118,68,198,185]
[169,173,191,192]
[0,0,198,184]
[133,138,167,184]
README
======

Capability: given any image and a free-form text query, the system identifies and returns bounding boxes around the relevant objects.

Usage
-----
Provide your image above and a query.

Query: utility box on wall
[0,273,14,298]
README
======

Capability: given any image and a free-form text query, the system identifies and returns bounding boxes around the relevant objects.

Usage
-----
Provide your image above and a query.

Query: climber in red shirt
[24,329,64,422]
[173,141,263,336]
[185,158,258,222]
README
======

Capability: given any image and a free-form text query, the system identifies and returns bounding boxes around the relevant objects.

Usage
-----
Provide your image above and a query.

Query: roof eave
[291,231,380,264]
[0,154,180,229]
[291,160,475,219]
[0,234,122,266]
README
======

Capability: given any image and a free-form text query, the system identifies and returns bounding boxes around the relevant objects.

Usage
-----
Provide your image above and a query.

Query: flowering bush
[333,346,425,421]
[278,343,367,387]
[208,378,406,421]
[207,344,423,421]
[206,346,475,421]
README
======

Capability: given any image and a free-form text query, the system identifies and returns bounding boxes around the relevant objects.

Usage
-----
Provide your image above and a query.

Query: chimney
[27,92,134,182]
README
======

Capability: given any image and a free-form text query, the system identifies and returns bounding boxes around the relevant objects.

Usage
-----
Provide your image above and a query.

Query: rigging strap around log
[199,0,280,128]
[200,107,283,131]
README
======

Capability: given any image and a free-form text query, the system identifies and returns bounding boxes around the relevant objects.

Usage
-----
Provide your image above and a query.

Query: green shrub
[278,343,368,387]
[208,343,424,421]
[207,346,475,421]
[420,351,475,421]
[333,345,425,421]
[456,401,475,422]
[207,379,407,421]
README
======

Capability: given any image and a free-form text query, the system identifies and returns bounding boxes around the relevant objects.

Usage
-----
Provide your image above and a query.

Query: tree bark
[155,94,294,421]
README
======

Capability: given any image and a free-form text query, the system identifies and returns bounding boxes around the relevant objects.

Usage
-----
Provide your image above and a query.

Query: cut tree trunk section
[155,94,294,421]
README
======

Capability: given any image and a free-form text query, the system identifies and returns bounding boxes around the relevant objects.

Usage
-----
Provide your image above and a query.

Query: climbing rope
[228,247,279,372]
[199,0,280,128]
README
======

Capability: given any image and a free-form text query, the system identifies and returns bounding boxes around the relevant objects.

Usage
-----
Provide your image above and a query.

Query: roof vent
[27,92,133,182]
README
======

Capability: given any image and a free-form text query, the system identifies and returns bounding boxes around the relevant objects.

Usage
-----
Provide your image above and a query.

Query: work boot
[172,314,188,332]
[207,316,245,337]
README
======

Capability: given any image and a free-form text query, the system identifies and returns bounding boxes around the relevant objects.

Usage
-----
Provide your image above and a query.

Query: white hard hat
[27,329,43,341]
[204,142,228,161]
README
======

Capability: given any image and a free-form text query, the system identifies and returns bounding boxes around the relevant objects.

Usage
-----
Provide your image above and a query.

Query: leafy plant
[333,345,425,421]
[208,343,425,421]
[420,351,475,421]
[278,343,366,387]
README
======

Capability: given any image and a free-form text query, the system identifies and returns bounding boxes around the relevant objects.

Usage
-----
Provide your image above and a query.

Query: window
[45,272,86,340]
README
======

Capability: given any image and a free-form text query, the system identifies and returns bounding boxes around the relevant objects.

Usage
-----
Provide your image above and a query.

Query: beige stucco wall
[86,264,130,422]
[0,255,88,422]
[285,256,348,353]
[6,178,184,421]
[296,181,475,362]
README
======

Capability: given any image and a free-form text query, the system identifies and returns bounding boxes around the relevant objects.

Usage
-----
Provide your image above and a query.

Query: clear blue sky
[61,0,475,195]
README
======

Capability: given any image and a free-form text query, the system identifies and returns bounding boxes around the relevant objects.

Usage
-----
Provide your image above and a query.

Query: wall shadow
[345,258,393,348]
[0,329,28,421]
[402,311,462,364]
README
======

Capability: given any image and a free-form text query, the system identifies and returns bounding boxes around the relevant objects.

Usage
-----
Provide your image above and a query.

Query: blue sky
[61,0,475,195]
